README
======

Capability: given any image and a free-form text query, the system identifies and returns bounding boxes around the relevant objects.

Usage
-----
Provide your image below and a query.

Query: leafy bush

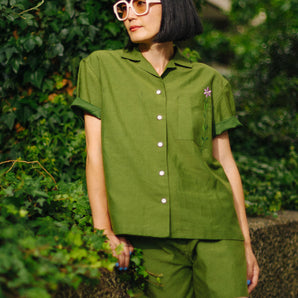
[1,85,86,182]
[229,0,297,157]
[236,146,298,216]
[0,162,149,297]
[0,0,126,96]
[228,0,298,214]
[0,0,130,182]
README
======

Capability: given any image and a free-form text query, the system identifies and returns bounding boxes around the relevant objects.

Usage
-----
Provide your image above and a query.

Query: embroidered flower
[204,87,212,97]
[201,87,211,148]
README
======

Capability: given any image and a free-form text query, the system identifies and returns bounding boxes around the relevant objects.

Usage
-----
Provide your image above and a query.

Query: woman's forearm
[84,113,113,234]
[220,157,251,246]
[212,132,251,246]
[86,155,112,233]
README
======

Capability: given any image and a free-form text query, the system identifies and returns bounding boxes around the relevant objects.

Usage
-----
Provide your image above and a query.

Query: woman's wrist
[93,225,114,235]
[244,240,253,250]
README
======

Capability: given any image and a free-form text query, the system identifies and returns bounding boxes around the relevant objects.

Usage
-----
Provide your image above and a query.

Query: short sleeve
[213,81,242,136]
[71,55,102,121]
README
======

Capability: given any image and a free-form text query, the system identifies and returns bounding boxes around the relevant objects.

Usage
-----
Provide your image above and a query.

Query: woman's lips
[130,26,142,32]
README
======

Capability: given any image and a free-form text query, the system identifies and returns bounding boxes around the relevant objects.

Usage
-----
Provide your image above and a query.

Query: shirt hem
[114,229,244,241]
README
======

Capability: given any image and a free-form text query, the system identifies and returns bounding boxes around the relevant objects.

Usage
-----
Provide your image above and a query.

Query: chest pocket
[177,94,212,147]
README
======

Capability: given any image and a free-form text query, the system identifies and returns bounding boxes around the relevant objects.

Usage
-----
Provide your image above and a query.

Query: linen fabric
[71,47,244,240]
[127,236,249,298]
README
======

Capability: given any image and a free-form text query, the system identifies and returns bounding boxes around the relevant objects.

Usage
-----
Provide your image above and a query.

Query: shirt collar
[121,46,193,70]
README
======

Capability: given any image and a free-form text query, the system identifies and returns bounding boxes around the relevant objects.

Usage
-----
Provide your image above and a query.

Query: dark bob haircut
[154,0,203,42]
[126,0,203,48]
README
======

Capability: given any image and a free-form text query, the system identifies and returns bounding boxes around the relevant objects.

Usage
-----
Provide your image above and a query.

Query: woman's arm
[212,131,259,294]
[84,113,133,269]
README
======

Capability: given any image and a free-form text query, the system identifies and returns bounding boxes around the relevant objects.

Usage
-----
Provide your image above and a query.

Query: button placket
[154,84,169,208]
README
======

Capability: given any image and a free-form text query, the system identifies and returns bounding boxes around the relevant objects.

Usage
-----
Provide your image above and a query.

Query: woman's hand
[105,231,134,270]
[245,244,259,293]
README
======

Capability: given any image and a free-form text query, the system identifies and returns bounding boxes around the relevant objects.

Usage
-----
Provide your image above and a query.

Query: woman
[71,0,259,297]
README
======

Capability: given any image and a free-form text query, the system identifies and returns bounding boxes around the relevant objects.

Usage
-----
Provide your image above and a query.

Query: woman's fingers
[118,237,134,269]
[246,248,259,294]
[106,234,134,270]
[248,259,259,293]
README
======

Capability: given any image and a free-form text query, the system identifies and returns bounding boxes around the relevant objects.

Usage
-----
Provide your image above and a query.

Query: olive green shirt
[71,47,244,240]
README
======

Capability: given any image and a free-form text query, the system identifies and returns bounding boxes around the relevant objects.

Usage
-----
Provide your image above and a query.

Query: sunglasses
[113,0,161,21]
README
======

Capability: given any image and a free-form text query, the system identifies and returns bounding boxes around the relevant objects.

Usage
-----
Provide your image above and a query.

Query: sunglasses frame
[113,0,162,21]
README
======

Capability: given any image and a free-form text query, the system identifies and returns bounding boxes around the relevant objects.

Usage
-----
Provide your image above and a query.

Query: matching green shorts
[128,237,249,298]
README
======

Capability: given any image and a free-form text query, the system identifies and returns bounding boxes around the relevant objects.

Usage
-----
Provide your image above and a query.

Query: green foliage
[229,0,298,157]
[0,0,126,97]
[236,146,298,216]
[0,0,130,182]
[195,23,234,65]
[1,88,86,182]
[0,162,149,297]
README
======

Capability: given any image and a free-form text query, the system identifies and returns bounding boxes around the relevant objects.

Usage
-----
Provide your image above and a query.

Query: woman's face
[123,2,162,45]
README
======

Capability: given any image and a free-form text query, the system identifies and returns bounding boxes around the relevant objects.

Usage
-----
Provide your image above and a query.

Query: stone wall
[248,211,297,298]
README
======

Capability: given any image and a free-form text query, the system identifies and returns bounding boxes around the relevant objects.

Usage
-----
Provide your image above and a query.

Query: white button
[156,89,162,95]
[157,142,163,147]
[159,170,165,176]
[161,198,167,204]
[157,115,163,120]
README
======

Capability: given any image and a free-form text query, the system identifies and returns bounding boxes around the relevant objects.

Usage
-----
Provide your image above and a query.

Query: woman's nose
[127,6,137,20]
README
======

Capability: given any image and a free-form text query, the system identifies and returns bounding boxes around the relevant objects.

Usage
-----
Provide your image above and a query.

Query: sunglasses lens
[132,0,148,14]
[115,0,149,20]
[116,2,128,20]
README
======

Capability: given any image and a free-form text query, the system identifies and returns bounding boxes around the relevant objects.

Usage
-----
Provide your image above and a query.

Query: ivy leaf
[105,22,120,36]
[1,112,16,130]
[4,46,18,61]
[48,42,64,58]
[11,57,22,73]
[65,0,75,18]
[78,13,90,26]
[24,37,36,52]
[23,69,45,89]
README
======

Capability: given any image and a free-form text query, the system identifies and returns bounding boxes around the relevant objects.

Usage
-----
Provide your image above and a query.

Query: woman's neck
[139,42,174,76]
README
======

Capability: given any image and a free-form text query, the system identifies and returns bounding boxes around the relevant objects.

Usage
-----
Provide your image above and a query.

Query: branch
[0,159,57,185]
[18,0,45,16]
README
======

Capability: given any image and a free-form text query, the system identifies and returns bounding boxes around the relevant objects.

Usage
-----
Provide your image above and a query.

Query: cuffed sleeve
[213,81,242,136]
[71,97,102,121]
[71,54,102,121]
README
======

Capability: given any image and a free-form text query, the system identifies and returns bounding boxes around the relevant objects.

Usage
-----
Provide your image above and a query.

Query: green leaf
[78,14,90,26]
[1,112,16,130]
[105,22,120,36]
[11,57,22,73]
[23,69,45,88]
[5,46,19,61]
[65,0,75,17]
[20,288,51,298]
[130,256,141,266]
[69,248,88,260]
[24,37,36,52]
